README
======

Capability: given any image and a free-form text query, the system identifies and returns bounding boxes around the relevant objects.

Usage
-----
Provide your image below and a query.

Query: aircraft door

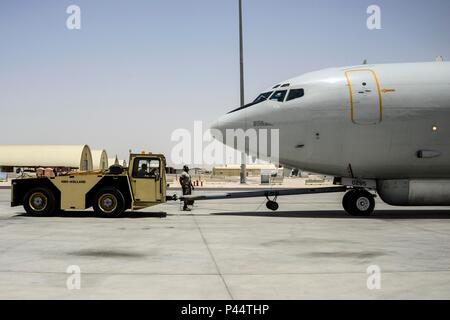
[345,70,382,125]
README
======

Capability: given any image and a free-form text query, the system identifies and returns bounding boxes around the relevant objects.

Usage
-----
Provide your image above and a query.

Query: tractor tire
[23,187,57,216]
[93,187,126,218]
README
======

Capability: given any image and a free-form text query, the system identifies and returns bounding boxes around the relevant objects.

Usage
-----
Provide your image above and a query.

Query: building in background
[165,167,177,174]
[212,164,279,177]
[108,156,127,168]
[108,157,119,166]
[91,149,109,171]
[0,145,93,172]
[175,167,204,175]
[119,159,127,167]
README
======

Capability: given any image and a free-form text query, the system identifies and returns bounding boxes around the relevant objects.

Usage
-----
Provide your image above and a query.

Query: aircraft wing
[179,186,347,201]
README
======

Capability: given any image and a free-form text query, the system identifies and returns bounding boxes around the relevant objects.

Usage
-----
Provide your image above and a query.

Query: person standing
[179,165,194,211]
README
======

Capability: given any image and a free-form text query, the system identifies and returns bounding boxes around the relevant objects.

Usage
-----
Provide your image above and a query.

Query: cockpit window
[227,91,273,114]
[272,84,281,89]
[253,91,273,104]
[286,88,305,101]
[269,90,287,102]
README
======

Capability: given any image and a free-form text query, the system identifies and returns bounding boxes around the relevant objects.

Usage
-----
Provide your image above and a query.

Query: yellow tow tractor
[11,153,174,217]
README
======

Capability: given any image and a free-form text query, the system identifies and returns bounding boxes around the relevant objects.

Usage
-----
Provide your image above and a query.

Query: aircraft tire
[342,190,356,213]
[93,187,126,218]
[343,190,375,216]
[266,200,279,211]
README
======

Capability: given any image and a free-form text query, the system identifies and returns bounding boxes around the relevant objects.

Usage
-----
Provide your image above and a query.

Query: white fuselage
[214,62,450,179]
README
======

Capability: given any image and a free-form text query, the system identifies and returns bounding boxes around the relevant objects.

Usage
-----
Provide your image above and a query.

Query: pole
[239,0,245,108]
[239,0,246,184]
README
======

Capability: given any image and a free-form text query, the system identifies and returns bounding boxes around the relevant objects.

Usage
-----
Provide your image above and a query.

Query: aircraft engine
[377,180,450,206]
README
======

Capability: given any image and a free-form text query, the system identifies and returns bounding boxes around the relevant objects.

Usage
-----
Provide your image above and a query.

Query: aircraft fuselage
[215,62,450,179]
[213,62,450,209]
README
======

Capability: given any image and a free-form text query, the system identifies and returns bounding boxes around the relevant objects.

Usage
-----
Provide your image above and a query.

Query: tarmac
[1,188,450,299]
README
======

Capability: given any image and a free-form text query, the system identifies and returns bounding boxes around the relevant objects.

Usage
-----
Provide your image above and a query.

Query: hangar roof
[0,145,93,170]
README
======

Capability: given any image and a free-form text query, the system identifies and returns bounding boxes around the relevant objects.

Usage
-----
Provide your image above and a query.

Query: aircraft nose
[210,112,246,137]
[210,119,222,132]
[210,117,227,141]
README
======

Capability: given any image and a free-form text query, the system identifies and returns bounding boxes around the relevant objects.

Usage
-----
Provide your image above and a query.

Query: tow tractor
[11,153,173,217]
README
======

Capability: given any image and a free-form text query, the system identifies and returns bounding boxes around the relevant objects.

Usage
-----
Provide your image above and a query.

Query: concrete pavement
[1,189,450,299]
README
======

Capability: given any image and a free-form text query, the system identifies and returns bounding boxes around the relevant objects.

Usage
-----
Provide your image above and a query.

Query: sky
[1,0,449,165]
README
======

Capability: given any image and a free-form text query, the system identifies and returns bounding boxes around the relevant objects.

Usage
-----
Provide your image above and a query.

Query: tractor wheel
[23,187,57,216]
[93,187,126,218]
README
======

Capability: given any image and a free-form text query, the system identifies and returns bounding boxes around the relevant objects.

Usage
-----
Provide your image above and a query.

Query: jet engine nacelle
[377,180,450,206]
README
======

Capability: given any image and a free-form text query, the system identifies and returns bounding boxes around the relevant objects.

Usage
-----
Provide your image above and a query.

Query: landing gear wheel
[342,189,357,213]
[93,187,126,218]
[266,200,279,211]
[23,187,57,216]
[343,190,375,216]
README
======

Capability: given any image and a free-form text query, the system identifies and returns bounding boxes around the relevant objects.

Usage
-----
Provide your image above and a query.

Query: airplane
[185,61,450,216]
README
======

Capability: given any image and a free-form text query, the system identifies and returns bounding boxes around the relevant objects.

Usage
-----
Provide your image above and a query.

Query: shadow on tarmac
[14,210,450,220]
[15,211,167,219]
[211,210,450,219]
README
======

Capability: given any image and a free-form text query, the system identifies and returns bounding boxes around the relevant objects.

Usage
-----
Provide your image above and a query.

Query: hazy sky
[1,0,449,165]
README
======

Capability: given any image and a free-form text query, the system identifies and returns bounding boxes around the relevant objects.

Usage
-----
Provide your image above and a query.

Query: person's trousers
[182,186,192,210]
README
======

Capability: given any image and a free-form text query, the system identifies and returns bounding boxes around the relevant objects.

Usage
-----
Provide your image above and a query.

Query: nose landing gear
[342,189,375,216]
[265,194,279,211]
[266,200,279,211]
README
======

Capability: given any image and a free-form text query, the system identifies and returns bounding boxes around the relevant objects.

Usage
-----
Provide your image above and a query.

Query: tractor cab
[128,153,167,210]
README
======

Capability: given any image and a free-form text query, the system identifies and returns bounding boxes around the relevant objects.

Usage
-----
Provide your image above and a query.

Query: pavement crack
[191,214,234,300]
